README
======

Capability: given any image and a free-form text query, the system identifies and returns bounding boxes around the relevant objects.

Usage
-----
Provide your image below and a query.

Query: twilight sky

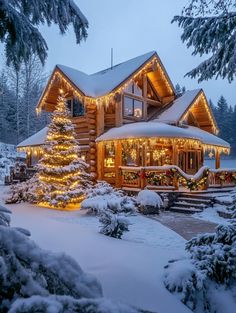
[2,0,236,105]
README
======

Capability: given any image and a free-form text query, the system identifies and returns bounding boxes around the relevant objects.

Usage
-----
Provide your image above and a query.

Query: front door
[178,150,200,174]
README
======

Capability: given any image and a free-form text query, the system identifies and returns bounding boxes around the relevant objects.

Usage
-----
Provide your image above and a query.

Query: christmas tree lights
[37,95,92,209]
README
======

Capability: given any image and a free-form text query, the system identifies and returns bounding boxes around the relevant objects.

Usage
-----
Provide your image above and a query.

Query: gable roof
[17,127,48,148]
[156,88,218,134]
[156,89,201,123]
[42,51,175,101]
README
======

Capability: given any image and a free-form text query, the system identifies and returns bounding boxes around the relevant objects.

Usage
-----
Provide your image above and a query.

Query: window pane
[124,82,142,96]
[133,82,142,96]
[66,99,72,115]
[124,97,134,117]
[134,100,143,118]
[124,82,133,94]
[73,98,85,117]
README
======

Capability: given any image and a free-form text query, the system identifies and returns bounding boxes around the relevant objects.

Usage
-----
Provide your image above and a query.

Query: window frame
[66,97,85,118]
[123,94,144,120]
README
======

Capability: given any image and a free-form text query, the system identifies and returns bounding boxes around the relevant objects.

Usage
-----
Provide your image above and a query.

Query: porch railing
[208,169,236,188]
[119,166,236,191]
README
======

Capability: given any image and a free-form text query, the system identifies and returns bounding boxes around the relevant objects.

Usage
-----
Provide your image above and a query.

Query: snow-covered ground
[193,206,231,225]
[0,186,191,313]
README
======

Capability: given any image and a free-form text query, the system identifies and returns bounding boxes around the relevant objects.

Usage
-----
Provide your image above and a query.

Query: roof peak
[90,51,156,76]
[52,50,167,98]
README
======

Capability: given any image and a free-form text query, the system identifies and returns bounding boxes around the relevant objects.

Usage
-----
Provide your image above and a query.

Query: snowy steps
[169,193,213,214]
[169,206,203,214]
[168,187,235,214]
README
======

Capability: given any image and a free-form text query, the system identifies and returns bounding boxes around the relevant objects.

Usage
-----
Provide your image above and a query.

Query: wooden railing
[209,169,236,188]
[119,166,236,191]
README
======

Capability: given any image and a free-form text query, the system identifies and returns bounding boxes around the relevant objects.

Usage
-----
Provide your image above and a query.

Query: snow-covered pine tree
[172,0,236,82]
[37,95,92,209]
[175,83,186,96]
[99,211,130,239]
[0,0,88,68]
[164,220,236,312]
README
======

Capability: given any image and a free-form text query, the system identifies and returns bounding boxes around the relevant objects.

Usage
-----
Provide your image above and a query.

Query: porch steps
[169,206,203,214]
[177,197,212,205]
[169,194,213,214]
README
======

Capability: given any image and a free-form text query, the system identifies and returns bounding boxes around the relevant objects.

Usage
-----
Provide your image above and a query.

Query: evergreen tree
[230,106,236,156]
[37,95,92,209]
[0,0,88,69]
[175,83,186,96]
[173,0,236,82]
[215,96,230,141]
[0,55,49,144]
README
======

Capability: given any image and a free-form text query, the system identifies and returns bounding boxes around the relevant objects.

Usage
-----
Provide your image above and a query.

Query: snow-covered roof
[56,51,163,97]
[96,122,230,149]
[17,127,48,148]
[156,89,201,123]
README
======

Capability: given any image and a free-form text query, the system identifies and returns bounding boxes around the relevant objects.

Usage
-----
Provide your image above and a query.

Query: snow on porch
[96,121,230,149]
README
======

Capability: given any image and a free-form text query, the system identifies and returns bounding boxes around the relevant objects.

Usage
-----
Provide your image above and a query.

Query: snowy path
[0,186,191,313]
[152,212,218,240]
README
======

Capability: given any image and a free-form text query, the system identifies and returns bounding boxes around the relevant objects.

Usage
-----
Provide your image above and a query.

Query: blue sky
[2,0,236,105]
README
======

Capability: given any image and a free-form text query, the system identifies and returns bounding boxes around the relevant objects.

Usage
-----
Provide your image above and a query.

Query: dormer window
[66,97,85,117]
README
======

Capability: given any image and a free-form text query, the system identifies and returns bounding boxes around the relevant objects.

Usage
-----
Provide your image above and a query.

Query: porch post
[140,140,147,189]
[215,150,221,169]
[97,142,104,180]
[115,141,122,188]
[172,142,178,165]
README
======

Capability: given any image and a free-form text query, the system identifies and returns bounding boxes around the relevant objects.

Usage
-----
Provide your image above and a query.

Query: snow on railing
[119,165,210,191]
[208,168,236,187]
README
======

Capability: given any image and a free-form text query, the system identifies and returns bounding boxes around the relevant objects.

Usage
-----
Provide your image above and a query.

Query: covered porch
[96,122,232,191]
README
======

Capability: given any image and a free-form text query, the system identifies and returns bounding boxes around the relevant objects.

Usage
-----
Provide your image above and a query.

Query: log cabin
[18,51,233,191]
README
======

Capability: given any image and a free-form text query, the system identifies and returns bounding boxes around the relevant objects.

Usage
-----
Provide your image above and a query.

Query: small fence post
[173,171,179,190]
[140,167,146,189]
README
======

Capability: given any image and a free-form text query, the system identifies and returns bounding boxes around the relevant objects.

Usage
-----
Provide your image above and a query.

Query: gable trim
[179,89,218,134]
[105,52,175,99]
[36,67,86,113]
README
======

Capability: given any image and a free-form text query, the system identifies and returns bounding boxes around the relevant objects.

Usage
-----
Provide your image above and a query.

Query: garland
[145,169,176,186]
[119,167,235,191]
[215,171,236,185]
[122,171,140,181]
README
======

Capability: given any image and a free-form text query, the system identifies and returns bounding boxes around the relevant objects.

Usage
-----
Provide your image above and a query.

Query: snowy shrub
[137,190,163,214]
[99,211,130,239]
[186,222,236,285]
[9,295,141,313]
[0,206,102,312]
[164,259,205,311]
[164,221,236,312]
[0,205,11,226]
[5,175,43,204]
[81,181,137,215]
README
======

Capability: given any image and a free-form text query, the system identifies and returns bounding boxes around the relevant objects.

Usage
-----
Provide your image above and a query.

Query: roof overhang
[96,122,230,153]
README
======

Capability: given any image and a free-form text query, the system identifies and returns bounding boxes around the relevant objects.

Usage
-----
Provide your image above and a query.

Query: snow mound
[137,190,163,208]
[0,222,102,311]
[9,295,140,313]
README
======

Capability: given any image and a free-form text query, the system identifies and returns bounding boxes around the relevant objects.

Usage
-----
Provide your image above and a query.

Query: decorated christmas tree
[37,95,92,209]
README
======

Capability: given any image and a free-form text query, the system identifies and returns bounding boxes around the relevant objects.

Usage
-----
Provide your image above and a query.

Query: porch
[96,121,231,191]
